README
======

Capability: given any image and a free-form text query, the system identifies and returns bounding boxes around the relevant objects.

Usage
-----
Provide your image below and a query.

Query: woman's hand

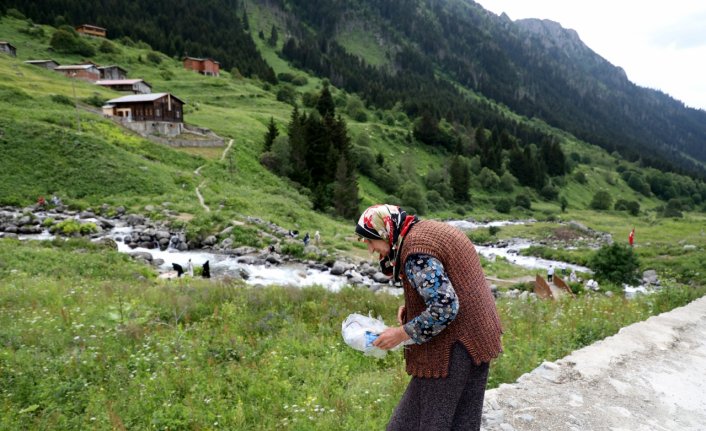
[397,305,406,325]
[372,326,410,350]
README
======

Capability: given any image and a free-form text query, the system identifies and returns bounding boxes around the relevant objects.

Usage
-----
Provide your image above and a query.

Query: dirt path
[482,295,706,430]
[193,165,209,213]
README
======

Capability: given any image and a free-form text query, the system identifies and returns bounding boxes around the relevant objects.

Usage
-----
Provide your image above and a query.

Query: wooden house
[98,65,128,80]
[183,56,220,77]
[76,24,106,38]
[24,59,60,69]
[103,93,185,123]
[55,64,101,81]
[96,79,152,94]
[0,41,17,57]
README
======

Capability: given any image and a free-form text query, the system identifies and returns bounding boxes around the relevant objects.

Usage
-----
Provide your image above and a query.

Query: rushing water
[9,213,593,289]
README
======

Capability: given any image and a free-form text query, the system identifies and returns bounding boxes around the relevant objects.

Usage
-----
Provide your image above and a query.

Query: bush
[589,243,640,284]
[50,94,73,106]
[99,39,119,53]
[277,72,295,82]
[495,198,512,214]
[614,199,640,216]
[589,190,613,210]
[146,51,162,64]
[514,194,531,210]
[6,8,26,19]
[276,85,297,105]
[291,76,308,86]
[573,171,587,184]
[82,93,105,108]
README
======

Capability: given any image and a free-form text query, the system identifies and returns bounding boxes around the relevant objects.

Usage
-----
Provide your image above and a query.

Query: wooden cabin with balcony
[76,24,106,38]
[183,56,220,77]
[103,93,184,123]
[96,79,152,94]
[54,64,101,81]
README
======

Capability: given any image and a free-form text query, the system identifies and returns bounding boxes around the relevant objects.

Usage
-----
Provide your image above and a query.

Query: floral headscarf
[355,204,418,280]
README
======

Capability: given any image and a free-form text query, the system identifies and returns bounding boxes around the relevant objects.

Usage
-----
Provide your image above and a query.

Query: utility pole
[71,72,81,133]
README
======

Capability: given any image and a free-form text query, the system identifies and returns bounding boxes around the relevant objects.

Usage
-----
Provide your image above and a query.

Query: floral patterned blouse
[402,254,459,344]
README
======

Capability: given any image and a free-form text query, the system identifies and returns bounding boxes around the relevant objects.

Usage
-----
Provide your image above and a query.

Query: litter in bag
[341,313,390,359]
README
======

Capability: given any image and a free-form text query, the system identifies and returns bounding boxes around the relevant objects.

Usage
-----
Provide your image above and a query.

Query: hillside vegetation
[1,9,706,430]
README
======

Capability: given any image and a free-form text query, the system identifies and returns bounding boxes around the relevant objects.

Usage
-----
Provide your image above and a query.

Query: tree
[316,83,335,117]
[268,24,278,47]
[590,190,613,210]
[263,117,279,152]
[449,156,471,202]
[590,243,640,284]
[333,154,359,219]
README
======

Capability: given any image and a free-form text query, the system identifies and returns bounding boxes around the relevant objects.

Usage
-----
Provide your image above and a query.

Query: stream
[6,209,592,290]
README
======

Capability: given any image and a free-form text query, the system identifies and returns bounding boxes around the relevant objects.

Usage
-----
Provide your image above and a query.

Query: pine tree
[449,156,471,202]
[268,25,279,47]
[316,83,335,117]
[288,107,309,185]
[263,117,279,152]
[333,154,359,219]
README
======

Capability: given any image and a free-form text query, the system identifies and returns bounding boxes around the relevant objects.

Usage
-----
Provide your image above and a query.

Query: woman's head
[355,204,418,278]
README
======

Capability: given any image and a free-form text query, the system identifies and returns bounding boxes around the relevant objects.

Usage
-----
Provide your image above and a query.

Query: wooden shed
[98,65,128,80]
[0,41,17,57]
[183,56,220,77]
[96,79,152,94]
[55,64,101,81]
[24,59,60,69]
[76,24,106,38]
[103,93,185,123]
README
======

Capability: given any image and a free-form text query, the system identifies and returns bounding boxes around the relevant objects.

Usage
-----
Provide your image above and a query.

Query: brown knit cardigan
[399,220,503,378]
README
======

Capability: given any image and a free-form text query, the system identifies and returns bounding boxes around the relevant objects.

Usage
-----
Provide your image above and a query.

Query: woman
[355,204,503,431]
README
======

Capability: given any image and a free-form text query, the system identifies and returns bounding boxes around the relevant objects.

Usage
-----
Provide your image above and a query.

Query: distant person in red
[629,228,635,247]
[37,196,46,208]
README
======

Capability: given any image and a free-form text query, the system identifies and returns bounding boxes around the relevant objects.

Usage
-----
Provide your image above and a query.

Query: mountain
[272,0,706,177]
[2,0,705,178]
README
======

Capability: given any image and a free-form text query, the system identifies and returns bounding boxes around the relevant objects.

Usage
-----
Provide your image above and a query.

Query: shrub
[514,194,531,210]
[291,76,308,86]
[82,93,105,108]
[589,190,613,210]
[277,72,295,82]
[50,94,73,106]
[276,85,297,105]
[589,243,640,284]
[614,199,640,216]
[99,39,119,53]
[495,198,512,213]
[146,51,162,64]
[6,8,26,19]
[573,171,587,184]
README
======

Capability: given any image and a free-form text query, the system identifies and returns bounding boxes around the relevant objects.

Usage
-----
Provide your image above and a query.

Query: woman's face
[365,239,390,258]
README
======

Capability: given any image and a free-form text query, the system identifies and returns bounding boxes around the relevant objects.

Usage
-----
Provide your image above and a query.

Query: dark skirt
[386,343,489,431]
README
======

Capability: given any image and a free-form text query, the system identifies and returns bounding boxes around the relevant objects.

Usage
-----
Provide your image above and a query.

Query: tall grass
[1,239,704,430]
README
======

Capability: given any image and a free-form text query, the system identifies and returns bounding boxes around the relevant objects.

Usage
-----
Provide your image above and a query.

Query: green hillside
[2,12,706,431]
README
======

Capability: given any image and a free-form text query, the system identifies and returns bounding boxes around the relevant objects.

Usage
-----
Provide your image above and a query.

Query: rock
[96,237,118,250]
[152,258,165,267]
[330,261,347,276]
[642,270,659,285]
[230,246,257,256]
[265,254,282,265]
[128,251,153,262]
[126,214,145,226]
[219,226,234,236]
[683,244,697,251]
[220,238,234,249]
[79,211,96,219]
[372,272,391,283]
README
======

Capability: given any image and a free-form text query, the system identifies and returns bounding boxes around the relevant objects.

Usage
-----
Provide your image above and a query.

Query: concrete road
[482,295,706,430]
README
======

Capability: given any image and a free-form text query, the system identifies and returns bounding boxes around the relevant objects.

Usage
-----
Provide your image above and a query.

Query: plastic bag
[341,312,391,359]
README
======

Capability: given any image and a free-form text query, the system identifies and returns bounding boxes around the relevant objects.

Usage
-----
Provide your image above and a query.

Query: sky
[476,0,706,111]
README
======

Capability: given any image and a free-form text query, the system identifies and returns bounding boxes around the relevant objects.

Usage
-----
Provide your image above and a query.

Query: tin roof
[106,92,185,104]
[55,64,97,70]
[96,79,150,87]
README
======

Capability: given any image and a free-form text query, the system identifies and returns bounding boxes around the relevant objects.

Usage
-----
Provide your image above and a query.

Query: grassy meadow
[2,239,705,430]
[1,12,706,431]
